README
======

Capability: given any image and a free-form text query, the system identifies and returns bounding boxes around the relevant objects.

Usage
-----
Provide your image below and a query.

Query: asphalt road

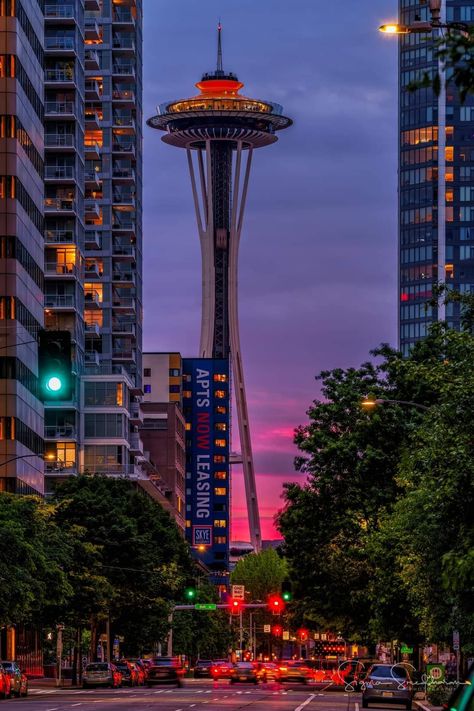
[8,680,369,711]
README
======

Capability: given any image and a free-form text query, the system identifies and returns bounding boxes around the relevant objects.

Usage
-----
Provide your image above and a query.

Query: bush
[427,683,451,707]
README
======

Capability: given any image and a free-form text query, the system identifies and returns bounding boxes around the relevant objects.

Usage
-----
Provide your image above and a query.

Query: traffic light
[184,586,197,601]
[297,628,309,643]
[281,582,292,602]
[272,625,283,637]
[38,330,72,400]
[268,594,285,615]
[229,598,241,614]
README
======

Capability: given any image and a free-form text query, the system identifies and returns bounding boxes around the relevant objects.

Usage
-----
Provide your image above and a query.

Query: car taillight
[279,666,288,671]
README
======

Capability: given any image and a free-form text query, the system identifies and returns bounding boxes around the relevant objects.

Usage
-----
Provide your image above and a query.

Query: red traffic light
[297,627,309,642]
[272,625,283,637]
[268,594,285,614]
[229,598,241,614]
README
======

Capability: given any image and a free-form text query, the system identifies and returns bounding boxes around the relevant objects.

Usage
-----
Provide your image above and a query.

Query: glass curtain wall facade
[399,0,474,353]
[0,0,45,494]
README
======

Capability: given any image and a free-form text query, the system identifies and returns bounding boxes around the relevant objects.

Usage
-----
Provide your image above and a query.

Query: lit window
[185,423,191,431]
[213,374,227,382]
[186,520,191,528]
[183,390,192,398]
[445,147,454,162]
[214,438,226,448]
[215,471,227,480]
[214,390,226,399]
[215,406,226,415]
[214,487,227,496]
[144,384,151,394]
[445,190,453,202]
[214,455,226,464]
[116,383,123,407]
[214,519,227,528]
[215,423,227,432]
[215,536,227,545]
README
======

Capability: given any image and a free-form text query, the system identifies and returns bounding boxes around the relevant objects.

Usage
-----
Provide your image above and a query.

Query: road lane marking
[294,693,316,711]
[71,704,82,707]
[355,703,360,711]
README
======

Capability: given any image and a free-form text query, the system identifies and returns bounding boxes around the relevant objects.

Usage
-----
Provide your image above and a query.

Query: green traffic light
[282,591,291,601]
[46,376,63,392]
[185,587,196,600]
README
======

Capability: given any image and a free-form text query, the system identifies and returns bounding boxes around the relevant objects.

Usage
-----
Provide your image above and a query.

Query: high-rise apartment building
[399,0,474,353]
[42,0,144,492]
[0,0,45,495]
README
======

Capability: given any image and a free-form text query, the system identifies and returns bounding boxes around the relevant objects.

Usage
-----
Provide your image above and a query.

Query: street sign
[195,603,217,610]
[232,585,245,600]
[453,630,460,651]
[401,646,414,654]
[427,664,445,686]
[263,624,271,633]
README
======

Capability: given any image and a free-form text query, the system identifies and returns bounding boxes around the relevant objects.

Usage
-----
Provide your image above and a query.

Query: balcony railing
[44,425,76,438]
[84,290,101,306]
[45,101,75,115]
[113,221,136,232]
[112,297,135,309]
[85,351,100,366]
[129,432,143,451]
[45,37,75,51]
[83,364,128,376]
[112,116,135,128]
[85,322,101,337]
[45,294,76,308]
[112,64,135,76]
[113,271,134,282]
[113,245,135,257]
[113,168,135,179]
[112,89,135,102]
[45,68,74,82]
[79,464,142,479]
[85,231,101,249]
[112,321,136,334]
[113,193,135,205]
[45,4,74,18]
[44,165,75,180]
[112,37,135,50]
[45,133,75,147]
[45,261,78,276]
[44,229,75,243]
[113,9,135,24]
[44,197,76,212]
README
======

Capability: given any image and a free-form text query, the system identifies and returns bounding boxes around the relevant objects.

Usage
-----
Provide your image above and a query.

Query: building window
[215,536,227,545]
[183,390,192,398]
[215,422,227,432]
[169,368,180,376]
[213,374,227,382]
[214,487,227,496]
[214,519,227,528]
[144,367,151,377]
[144,384,151,393]
[185,423,191,431]
[215,406,227,415]
[213,455,226,464]
[214,390,226,399]
[186,520,191,528]
[214,438,226,448]
[169,384,180,393]
[215,471,227,480]
[84,413,124,438]
[84,381,126,407]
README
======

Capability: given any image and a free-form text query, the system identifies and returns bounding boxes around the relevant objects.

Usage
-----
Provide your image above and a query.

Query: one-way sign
[232,585,245,600]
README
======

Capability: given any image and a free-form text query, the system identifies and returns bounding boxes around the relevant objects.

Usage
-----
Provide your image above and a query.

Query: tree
[230,548,288,601]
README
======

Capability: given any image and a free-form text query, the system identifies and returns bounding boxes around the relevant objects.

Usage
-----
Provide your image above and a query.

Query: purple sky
[142,0,399,541]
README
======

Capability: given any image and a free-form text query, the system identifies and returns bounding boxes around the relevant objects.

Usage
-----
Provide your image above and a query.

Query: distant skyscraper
[0,0,44,495]
[147,26,292,552]
[399,0,474,353]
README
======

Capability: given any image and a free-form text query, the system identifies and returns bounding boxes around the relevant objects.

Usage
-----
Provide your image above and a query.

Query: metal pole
[167,612,173,656]
[239,610,243,658]
[106,615,111,662]
[56,626,63,688]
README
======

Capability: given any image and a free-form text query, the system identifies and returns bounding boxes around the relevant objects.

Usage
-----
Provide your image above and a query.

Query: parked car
[127,661,146,685]
[362,664,413,710]
[82,662,122,689]
[194,660,212,678]
[0,665,12,700]
[230,662,259,684]
[146,657,184,687]
[113,660,138,686]
[211,660,234,680]
[0,661,27,697]
[278,660,311,684]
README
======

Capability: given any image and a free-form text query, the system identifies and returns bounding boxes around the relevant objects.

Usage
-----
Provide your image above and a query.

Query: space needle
[147,25,292,552]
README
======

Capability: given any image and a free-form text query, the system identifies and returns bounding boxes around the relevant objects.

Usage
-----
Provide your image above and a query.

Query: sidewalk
[30,678,77,688]
[414,700,443,711]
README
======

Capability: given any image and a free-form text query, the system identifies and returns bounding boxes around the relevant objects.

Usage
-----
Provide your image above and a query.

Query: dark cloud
[142,0,399,539]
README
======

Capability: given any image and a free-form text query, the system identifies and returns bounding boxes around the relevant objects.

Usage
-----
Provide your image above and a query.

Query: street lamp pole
[362,398,430,412]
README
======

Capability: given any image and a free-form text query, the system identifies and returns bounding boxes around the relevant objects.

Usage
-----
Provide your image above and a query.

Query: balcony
[44,425,76,439]
[85,80,101,101]
[85,109,101,129]
[85,322,100,337]
[85,171,101,188]
[44,294,76,309]
[84,141,101,159]
[83,364,128,376]
[112,89,135,104]
[44,165,75,181]
[113,220,136,235]
[112,296,135,311]
[79,464,142,479]
[112,321,136,335]
[112,348,135,361]
[112,37,136,52]
[113,9,135,26]
[85,230,101,249]
[112,64,135,78]
[112,115,135,129]
[44,68,75,85]
[129,432,143,454]
[45,261,78,278]
[113,192,135,207]
[130,402,141,422]
[44,101,76,118]
[113,244,136,259]
[45,133,75,149]
[44,197,76,214]
[85,350,100,366]
[84,290,102,308]
[44,4,75,20]
[113,168,135,182]
[112,142,135,157]
[45,460,77,475]
[85,262,101,278]
[85,0,100,11]
[85,49,100,70]
[112,271,135,285]
[44,229,75,244]
[44,36,75,52]
[85,17,101,41]
[84,200,101,220]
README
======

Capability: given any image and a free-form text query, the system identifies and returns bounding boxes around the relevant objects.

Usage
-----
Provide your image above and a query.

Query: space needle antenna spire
[216,20,223,74]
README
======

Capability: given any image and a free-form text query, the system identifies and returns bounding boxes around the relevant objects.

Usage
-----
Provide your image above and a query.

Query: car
[127,660,146,685]
[0,664,12,700]
[82,662,122,688]
[113,660,138,686]
[211,660,234,680]
[443,662,474,711]
[146,657,184,687]
[278,660,311,684]
[362,664,413,710]
[0,661,28,697]
[230,662,259,684]
[194,660,213,678]
[255,662,280,682]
